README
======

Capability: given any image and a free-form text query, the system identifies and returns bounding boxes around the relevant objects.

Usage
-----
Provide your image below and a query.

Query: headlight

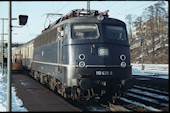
[79,61,85,67]
[120,54,126,60]
[120,61,126,68]
[79,54,85,60]
[98,48,109,56]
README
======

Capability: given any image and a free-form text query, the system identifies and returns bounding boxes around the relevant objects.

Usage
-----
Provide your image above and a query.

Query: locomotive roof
[42,9,126,32]
[63,16,126,26]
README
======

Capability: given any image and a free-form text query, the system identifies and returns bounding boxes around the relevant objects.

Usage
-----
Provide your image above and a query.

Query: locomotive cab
[60,11,133,99]
[30,9,133,101]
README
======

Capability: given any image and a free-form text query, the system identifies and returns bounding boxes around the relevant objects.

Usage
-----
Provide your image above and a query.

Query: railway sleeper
[127,89,169,103]
[125,92,167,109]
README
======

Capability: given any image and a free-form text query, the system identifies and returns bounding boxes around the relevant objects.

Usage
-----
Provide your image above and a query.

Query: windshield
[106,26,127,41]
[72,24,99,39]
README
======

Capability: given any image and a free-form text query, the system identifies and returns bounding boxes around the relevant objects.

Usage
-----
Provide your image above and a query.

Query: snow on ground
[0,64,168,111]
[0,68,28,112]
[132,64,168,79]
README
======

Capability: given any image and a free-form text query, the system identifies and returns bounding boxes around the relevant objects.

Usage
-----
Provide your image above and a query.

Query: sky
[0,1,169,43]
[0,64,168,111]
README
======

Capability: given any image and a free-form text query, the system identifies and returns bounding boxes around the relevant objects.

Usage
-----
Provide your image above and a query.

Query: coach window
[106,26,127,41]
[72,24,99,40]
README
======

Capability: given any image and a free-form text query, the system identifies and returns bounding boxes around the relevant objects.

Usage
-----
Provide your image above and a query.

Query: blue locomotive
[12,9,133,101]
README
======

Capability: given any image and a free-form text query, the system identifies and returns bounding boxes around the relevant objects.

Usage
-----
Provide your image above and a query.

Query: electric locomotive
[14,9,133,101]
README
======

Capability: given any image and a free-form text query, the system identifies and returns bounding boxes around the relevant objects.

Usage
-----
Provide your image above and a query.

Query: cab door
[57,26,64,73]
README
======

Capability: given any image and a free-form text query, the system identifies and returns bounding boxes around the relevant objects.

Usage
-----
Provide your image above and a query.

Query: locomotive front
[62,10,133,100]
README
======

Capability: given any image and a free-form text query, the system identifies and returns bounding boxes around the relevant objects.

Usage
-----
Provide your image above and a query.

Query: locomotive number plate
[96,71,113,75]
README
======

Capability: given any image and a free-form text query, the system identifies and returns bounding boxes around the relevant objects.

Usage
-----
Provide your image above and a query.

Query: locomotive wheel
[44,75,47,84]
[56,82,62,94]
[86,89,91,100]
[33,71,38,81]
[60,85,69,98]
[40,73,46,84]
[71,87,78,100]
[36,72,40,82]
[79,90,89,100]
[49,78,55,91]
[76,88,81,100]
[30,70,34,77]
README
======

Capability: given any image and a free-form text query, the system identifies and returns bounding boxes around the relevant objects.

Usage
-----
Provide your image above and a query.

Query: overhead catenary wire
[101,1,158,17]
[55,1,71,13]
[12,1,163,44]
[41,1,71,30]
[19,2,70,41]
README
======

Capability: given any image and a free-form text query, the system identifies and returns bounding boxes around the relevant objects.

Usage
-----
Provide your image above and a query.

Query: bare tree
[125,14,133,45]
[127,1,168,64]
[154,1,166,42]
[145,5,155,63]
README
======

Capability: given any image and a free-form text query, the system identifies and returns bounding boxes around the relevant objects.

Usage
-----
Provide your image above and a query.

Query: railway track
[64,86,168,111]
[19,70,168,112]
[66,84,169,112]
[65,97,129,112]
[114,85,169,112]
[132,74,168,91]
